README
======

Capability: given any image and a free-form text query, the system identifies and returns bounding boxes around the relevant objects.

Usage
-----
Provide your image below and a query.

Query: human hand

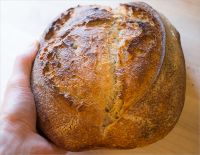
[0,42,67,154]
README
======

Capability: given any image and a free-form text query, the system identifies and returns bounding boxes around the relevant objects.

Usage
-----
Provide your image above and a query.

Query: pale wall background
[0,0,199,154]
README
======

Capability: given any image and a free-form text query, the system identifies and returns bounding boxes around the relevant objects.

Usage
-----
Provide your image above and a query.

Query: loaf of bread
[31,2,186,151]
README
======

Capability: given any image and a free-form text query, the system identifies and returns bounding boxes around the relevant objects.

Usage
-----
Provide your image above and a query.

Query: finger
[4,41,39,98]
[4,41,39,103]
[0,41,39,130]
[11,41,39,85]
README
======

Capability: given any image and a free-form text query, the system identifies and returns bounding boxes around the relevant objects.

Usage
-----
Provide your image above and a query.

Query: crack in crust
[102,4,165,129]
[38,3,164,128]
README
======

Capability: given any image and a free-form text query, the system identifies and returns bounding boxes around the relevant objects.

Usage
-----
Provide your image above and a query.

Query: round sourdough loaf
[31,2,186,151]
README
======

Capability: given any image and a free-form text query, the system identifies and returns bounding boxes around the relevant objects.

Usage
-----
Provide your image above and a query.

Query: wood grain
[0,0,199,154]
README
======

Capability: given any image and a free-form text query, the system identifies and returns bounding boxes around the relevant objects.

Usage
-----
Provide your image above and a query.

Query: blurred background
[0,0,199,154]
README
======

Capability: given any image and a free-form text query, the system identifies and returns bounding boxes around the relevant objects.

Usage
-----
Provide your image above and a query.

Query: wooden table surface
[0,0,199,154]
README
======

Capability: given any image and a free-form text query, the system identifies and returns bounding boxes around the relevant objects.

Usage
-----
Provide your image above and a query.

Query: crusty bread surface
[31,2,186,151]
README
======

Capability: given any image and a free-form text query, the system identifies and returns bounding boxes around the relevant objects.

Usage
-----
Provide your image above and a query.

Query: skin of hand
[0,42,67,154]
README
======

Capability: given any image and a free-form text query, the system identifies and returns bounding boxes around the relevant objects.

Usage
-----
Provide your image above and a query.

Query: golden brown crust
[31,2,185,151]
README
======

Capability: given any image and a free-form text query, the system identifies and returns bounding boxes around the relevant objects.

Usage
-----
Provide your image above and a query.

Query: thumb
[11,41,39,86]
[1,41,39,130]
